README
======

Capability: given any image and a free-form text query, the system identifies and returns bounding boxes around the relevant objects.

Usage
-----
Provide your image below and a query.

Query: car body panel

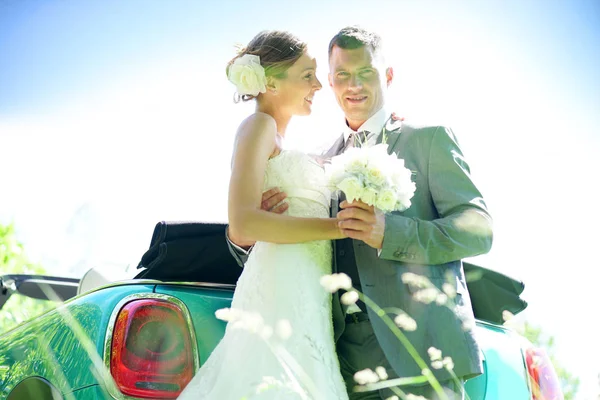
[470,322,532,399]
[156,284,533,400]
[465,322,532,400]
[1,280,534,400]
[0,284,155,399]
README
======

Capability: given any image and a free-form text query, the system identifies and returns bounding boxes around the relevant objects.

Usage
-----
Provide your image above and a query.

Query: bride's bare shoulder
[237,112,277,137]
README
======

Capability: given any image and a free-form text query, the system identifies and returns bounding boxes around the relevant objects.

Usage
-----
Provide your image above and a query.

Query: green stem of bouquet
[355,290,450,400]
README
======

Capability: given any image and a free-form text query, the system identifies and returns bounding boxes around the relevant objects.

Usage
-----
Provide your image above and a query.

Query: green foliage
[1,223,55,333]
[519,321,580,400]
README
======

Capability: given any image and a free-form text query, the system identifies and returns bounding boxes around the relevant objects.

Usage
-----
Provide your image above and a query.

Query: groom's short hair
[328,26,384,59]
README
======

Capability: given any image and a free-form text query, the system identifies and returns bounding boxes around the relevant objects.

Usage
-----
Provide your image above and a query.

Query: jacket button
[339,250,345,256]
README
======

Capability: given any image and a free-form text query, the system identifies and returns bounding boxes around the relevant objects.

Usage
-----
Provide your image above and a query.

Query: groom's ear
[328,73,333,88]
[266,76,279,94]
[385,67,394,87]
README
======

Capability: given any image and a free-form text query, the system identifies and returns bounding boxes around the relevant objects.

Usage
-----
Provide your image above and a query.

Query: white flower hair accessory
[228,54,267,97]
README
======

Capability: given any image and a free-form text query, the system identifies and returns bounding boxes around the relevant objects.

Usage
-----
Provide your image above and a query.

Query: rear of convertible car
[154,283,564,400]
[1,280,563,400]
[0,281,232,400]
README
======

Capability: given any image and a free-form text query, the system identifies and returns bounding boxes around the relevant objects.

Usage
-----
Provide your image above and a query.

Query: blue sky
[1,0,600,397]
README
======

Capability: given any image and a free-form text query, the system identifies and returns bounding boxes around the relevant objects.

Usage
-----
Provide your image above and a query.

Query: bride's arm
[228,113,344,244]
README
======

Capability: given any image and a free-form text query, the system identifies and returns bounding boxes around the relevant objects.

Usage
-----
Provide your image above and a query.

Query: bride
[178,30,349,399]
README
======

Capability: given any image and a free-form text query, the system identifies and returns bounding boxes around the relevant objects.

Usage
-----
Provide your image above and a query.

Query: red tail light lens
[525,347,564,400]
[110,299,195,398]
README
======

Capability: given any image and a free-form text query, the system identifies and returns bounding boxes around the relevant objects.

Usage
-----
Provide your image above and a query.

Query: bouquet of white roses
[326,143,416,213]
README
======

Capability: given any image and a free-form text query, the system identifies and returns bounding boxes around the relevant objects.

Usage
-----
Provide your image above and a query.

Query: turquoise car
[0,222,563,400]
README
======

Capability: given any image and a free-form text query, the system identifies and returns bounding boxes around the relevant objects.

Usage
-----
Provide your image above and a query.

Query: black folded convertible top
[135,221,527,325]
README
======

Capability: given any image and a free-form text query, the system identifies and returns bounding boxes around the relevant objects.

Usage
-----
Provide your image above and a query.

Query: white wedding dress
[179,150,349,400]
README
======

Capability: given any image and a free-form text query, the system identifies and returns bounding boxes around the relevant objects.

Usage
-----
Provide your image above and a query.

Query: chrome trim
[103,293,200,400]
[81,279,236,298]
[155,281,236,291]
[77,279,166,297]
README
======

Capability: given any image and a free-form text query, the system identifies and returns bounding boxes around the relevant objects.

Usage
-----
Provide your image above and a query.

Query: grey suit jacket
[324,115,492,382]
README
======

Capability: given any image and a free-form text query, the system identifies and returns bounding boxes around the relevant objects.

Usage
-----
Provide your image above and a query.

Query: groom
[228,26,493,399]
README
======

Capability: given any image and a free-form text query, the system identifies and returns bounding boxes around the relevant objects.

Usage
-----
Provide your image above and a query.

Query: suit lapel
[377,113,403,154]
[323,134,345,159]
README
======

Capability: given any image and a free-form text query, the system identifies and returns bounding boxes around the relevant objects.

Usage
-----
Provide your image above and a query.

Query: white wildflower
[320,273,353,293]
[353,368,380,385]
[406,395,428,400]
[341,290,359,305]
[215,307,242,322]
[260,326,273,340]
[413,288,439,304]
[231,311,264,334]
[215,308,233,321]
[443,356,455,371]
[401,273,432,289]
[275,319,293,340]
[502,310,514,322]
[394,313,417,331]
[431,360,444,369]
[442,282,457,298]
[462,319,475,331]
[435,293,448,305]
[427,347,442,362]
[375,366,388,380]
[256,376,283,394]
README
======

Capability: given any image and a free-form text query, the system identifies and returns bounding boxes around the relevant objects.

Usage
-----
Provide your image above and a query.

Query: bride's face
[275,51,322,116]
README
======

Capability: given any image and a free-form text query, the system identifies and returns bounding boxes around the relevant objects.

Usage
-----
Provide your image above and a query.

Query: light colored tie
[341,130,369,153]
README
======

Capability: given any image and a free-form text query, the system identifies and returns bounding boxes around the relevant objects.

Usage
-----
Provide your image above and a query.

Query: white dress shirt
[342,106,389,147]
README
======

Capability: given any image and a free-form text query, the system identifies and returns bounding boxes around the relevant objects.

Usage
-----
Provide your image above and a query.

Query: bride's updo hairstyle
[227,30,307,102]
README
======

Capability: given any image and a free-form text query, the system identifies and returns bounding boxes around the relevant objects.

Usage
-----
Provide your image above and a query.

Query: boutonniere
[382,113,404,145]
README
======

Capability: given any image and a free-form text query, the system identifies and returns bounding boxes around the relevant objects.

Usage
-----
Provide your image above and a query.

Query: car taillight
[525,347,564,400]
[110,299,195,398]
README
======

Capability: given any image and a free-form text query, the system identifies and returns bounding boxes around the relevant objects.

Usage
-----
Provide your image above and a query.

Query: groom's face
[328,45,392,130]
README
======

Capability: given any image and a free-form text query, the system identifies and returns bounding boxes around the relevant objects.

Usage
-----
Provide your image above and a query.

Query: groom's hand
[337,200,385,249]
[261,187,289,214]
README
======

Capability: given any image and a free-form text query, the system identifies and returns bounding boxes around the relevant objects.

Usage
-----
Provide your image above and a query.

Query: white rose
[361,186,378,206]
[375,187,397,212]
[338,176,364,203]
[395,183,415,211]
[365,166,386,186]
[228,54,267,96]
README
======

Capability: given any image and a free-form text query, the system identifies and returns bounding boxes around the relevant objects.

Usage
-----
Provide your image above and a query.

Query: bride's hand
[337,200,385,249]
